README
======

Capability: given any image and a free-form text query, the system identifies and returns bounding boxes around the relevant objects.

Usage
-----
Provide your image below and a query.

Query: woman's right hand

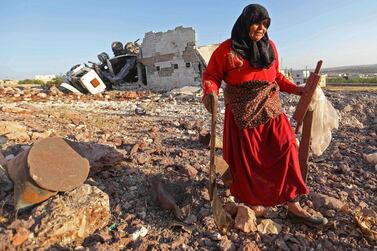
[202,92,216,113]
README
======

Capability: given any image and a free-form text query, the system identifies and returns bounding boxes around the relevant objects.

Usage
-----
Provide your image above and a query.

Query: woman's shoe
[287,211,328,228]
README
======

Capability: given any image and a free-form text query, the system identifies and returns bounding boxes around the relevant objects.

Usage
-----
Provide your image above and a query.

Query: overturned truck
[61,26,219,94]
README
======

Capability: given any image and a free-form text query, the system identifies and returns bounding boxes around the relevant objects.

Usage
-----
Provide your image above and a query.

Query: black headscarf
[231,4,275,69]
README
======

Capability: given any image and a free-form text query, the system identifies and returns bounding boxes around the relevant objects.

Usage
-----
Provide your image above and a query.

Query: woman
[202,4,327,227]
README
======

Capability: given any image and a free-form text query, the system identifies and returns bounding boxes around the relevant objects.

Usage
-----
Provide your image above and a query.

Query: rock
[136,153,151,165]
[311,193,345,211]
[234,205,257,233]
[364,152,377,165]
[341,116,364,129]
[342,104,353,112]
[257,219,282,235]
[219,238,236,251]
[30,184,110,248]
[225,202,238,217]
[0,121,30,142]
[31,131,52,141]
[182,164,198,177]
[184,214,197,225]
[238,240,260,251]
[67,141,124,175]
[131,226,149,240]
[11,227,30,247]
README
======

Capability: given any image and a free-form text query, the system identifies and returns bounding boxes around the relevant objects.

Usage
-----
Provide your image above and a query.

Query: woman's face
[249,19,269,41]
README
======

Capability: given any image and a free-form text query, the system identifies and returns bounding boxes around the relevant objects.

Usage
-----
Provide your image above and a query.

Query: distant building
[291,70,326,87]
[292,70,310,85]
[35,74,56,83]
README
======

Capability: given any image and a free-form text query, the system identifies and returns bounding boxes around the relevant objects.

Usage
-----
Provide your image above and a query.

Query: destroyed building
[138,26,218,89]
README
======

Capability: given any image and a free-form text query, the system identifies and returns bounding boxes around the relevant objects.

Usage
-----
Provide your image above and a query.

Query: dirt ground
[0,84,376,250]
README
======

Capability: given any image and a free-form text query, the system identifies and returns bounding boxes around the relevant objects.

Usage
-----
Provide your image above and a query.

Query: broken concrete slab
[67,141,124,175]
[28,137,90,192]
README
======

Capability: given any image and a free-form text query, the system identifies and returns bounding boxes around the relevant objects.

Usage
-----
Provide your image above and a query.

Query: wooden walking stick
[208,93,229,233]
[293,60,323,183]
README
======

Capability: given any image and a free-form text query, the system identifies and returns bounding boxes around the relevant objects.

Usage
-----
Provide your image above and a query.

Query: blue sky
[1,0,377,79]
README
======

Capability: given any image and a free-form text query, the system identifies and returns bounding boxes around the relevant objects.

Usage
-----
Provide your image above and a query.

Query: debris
[257,219,282,235]
[234,205,257,233]
[219,238,236,251]
[168,220,195,234]
[108,223,118,232]
[364,152,377,165]
[149,177,183,220]
[12,227,30,247]
[131,226,149,241]
[355,212,377,241]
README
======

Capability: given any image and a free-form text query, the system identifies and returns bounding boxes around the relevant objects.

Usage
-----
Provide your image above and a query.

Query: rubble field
[0,84,376,250]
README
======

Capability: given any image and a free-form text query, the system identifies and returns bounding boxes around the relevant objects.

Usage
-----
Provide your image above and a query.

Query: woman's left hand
[293,85,307,96]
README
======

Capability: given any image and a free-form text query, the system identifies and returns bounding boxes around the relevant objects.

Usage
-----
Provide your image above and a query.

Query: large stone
[311,193,345,211]
[219,238,236,251]
[30,184,110,248]
[28,137,90,192]
[234,205,257,233]
[67,141,124,175]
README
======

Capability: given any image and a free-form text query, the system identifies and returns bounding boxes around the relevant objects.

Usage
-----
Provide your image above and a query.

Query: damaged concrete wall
[139,26,204,89]
[195,44,219,67]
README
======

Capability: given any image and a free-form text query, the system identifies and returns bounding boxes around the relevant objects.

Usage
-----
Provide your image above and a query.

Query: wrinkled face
[249,19,269,41]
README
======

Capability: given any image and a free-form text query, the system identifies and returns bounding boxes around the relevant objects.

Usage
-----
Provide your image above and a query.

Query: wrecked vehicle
[61,40,140,94]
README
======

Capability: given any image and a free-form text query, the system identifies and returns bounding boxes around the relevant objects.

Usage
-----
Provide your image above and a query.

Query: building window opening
[186,62,191,68]
[156,66,160,71]
[173,64,178,69]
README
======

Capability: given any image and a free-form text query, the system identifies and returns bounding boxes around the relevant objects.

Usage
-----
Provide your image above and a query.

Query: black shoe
[287,211,328,228]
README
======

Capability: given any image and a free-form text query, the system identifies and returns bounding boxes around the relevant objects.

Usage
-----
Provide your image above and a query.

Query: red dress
[202,39,309,206]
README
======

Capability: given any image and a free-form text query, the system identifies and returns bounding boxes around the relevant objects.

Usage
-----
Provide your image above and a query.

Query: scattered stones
[0,83,376,250]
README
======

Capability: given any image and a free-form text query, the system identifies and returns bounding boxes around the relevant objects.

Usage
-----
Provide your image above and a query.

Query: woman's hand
[202,92,216,113]
[292,85,307,96]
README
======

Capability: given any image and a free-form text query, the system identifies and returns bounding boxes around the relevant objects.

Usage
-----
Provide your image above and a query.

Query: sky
[1,0,377,79]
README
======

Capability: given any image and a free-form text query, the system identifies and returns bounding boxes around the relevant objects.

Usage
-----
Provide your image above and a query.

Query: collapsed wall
[139,26,209,90]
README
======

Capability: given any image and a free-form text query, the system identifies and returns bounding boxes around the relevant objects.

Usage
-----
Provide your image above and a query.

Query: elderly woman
[202,4,327,227]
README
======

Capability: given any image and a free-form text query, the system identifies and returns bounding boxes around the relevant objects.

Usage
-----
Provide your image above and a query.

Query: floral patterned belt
[224,80,283,129]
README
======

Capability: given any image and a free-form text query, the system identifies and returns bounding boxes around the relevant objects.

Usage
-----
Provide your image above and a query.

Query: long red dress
[202,39,309,206]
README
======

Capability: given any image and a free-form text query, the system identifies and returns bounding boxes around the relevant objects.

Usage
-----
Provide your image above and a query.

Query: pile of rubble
[0,83,376,250]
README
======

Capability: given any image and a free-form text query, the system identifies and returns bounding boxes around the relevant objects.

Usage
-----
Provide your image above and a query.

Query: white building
[138,26,217,90]
[35,74,56,83]
[292,70,326,87]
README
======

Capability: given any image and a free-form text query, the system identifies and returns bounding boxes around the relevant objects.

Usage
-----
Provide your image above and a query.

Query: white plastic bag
[308,87,339,156]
